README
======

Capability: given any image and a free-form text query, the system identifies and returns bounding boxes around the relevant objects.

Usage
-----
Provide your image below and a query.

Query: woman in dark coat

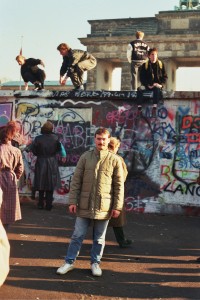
[108,137,132,248]
[30,121,66,210]
[0,126,24,229]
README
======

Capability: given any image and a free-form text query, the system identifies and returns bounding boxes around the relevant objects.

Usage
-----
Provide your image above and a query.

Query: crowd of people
[0,31,169,285]
[16,42,97,91]
[15,32,167,111]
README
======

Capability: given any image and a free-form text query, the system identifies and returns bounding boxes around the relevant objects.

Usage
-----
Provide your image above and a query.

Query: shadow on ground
[0,201,200,299]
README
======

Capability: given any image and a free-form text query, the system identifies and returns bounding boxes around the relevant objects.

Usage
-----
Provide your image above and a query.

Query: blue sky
[0,0,197,90]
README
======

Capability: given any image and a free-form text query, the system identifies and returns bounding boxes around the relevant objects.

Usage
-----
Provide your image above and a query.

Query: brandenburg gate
[79,0,200,91]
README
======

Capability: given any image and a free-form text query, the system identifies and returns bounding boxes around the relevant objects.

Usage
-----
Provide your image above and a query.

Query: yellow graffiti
[16,103,39,118]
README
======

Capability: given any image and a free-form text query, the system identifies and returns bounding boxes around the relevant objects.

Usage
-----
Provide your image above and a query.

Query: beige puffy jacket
[68,148,124,219]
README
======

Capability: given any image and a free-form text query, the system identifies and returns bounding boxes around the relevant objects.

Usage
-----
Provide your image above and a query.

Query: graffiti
[51,90,139,99]
[164,182,200,196]
[0,94,196,211]
[125,196,145,213]
[182,115,200,129]
[0,102,13,126]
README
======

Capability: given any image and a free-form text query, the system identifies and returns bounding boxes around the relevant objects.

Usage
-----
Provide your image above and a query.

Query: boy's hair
[95,127,111,137]
[41,121,53,134]
[136,31,144,39]
[16,55,25,61]
[148,47,158,55]
[108,137,121,151]
[57,43,71,51]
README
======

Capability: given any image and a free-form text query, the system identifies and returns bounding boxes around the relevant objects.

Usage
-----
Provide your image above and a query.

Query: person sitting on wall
[139,47,168,117]
[16,55,46,91]
[57,43,97,91]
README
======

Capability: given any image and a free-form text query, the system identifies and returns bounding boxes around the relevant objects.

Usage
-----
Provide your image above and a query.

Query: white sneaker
[91,263,102,277]
[56,262,74,275]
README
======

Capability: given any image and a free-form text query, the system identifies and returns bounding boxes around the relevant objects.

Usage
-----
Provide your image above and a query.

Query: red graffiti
[182,116,200,129]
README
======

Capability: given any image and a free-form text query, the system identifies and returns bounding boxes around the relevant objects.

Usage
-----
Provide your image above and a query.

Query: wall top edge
[0,90,199,100]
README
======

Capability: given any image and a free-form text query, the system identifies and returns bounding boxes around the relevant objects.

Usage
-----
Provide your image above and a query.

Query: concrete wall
[0,89,200,215]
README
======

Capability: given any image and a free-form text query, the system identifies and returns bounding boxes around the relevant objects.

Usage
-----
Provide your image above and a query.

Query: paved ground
[0,199,200,300]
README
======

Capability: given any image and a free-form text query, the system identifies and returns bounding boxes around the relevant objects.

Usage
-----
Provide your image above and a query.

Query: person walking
[16,55,46,91]
[127,31,149,91]
[57,43,96,90]
[28,121,66,210]
[0,126,24,230]
[108,137,132,248]
[56,127,124,277]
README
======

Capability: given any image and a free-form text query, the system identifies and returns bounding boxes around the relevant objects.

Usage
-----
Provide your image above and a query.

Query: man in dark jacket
[139,47,168,116]
[127,31,149,91]
[57,43,96,90]
[56,127,124,277]
[16,55,46,91]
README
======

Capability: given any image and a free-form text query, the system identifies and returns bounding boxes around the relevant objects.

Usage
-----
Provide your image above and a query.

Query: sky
[0,0,198,90]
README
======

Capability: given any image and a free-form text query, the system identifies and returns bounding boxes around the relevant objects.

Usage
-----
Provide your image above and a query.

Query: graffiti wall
[0,90,199,214]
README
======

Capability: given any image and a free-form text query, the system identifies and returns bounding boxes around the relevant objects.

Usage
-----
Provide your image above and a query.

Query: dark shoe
[33,83,41,91]
[119,239,132,248]
[73,85,84,91]
[37,203,44,209]
[196,257,200,262]
[46,205,53,211]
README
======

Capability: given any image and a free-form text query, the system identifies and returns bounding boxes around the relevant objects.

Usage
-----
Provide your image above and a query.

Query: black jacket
[130,39,149,61]
[31,133,62,191]
[60,49,89,76]
[140,59,168,88]
[21,58,42,79]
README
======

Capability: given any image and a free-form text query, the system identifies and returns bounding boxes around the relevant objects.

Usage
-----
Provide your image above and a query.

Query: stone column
[162,58,178,91]
[86,67,97,90]
[121,62,131,90]
[95,60,115,90]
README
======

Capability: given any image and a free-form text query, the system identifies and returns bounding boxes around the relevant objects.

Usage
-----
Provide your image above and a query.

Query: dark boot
[33,82,41,91]
[38,190,45,209]
[45,190,54,211]
[113,227,132,248]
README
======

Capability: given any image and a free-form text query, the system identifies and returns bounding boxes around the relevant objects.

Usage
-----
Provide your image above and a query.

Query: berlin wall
[0,89,199,215]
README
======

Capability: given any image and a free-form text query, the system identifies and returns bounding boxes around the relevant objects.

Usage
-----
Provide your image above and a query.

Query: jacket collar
[94,147,109,159]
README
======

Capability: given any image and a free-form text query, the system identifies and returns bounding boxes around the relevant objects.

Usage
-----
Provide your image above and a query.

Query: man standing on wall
[56,127,124,277]
[57,43,97,91]
[127,31,149,91]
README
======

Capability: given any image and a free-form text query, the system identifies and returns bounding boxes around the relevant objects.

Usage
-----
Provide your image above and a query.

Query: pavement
[0,198,200,300]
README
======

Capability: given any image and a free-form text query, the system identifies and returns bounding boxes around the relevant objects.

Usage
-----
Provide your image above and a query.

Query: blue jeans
[65,217,109,264]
